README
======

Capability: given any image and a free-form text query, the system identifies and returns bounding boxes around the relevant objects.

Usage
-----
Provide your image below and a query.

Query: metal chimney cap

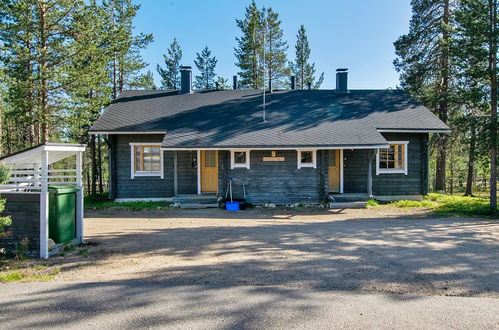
[336,68,348,72]
[180,66,192,70]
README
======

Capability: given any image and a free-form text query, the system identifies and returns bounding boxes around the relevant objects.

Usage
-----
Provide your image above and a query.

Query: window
[130,143,163,179]
[297,150,316,169]
[230,150,250,169]
[376,142,408,175]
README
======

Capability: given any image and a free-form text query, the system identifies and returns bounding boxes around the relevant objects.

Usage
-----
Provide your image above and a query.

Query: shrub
[366,199,378,207]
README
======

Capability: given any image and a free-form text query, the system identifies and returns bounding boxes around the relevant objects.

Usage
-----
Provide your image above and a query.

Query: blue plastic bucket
[226,201,240,211]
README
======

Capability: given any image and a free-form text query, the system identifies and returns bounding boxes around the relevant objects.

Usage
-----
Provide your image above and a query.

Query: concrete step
[329,201,367,209]
[329,193,369,203]
[173,195,219,204]
[179,203,219,209]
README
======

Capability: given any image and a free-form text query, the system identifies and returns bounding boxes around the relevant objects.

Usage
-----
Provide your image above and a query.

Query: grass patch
[85,194,172,211]
[0,265,60,283]
[366,199,379,207]
[385,193,497,217]
[79,248,88,257]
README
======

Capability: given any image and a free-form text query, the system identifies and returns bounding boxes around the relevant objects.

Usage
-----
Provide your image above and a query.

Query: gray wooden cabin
[90,68,449,204]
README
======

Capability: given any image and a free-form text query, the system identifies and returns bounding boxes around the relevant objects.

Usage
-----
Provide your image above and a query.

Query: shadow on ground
[1,209,498,328]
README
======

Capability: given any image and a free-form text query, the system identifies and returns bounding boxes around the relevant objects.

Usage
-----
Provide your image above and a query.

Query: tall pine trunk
[38,0,49,143]
[98,135,103,194]
[90,134,97,195]
[488,0,497,211]
[464,120,476,196]
[434,0,450,192]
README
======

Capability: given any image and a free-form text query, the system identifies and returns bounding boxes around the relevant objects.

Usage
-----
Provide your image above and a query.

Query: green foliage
[235,0,264,89]
[0,165,10,184]
[366,199,379,207]
[157,38,183,89]
[262,7,289,90]
[216,76,231,90]
[85,194,172,211]
[0,166,11,233]
[194,46,218,89]
[387,193,496,217]
[64,244,76,252]
[290,25,323,89]
[79,248,89,257]
[0,265,60,283]
[15,238,29,260]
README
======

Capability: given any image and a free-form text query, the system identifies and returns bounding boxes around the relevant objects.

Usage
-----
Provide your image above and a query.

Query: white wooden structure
[0,143,86,258]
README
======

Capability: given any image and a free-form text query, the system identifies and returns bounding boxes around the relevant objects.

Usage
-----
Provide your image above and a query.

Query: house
[89,67,449,205]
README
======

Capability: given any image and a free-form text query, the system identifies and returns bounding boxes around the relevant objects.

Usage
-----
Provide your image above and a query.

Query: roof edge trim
[377,128,450,133]
[89,131,166,135]
[160,144,390,151]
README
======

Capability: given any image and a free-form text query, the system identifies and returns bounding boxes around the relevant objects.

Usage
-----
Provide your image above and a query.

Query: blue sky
[133,0,411,89]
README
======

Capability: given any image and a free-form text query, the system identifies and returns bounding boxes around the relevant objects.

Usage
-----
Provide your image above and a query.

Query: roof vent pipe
[335,68,349,93]
[233,75,238,90]
[179,66,193,94]
[290,76,296,90]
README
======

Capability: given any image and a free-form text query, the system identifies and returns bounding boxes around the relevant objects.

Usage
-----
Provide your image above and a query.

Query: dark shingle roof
[90,89,449,148]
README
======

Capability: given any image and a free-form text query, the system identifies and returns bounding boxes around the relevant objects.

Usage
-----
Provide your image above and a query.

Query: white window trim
[297,150,317,169]
[376,141,409,175]
[129,143,164,179]
[230,150,250,169]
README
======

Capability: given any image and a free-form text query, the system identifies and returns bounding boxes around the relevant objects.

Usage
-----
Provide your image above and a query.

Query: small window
[231,150,250,169]
[298,150,316,168]
[130,144,163,178]
[204,150,217,167]
[377,142,408,175]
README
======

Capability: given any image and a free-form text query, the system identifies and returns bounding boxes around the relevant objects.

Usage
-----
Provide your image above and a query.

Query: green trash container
[48,185,77,244]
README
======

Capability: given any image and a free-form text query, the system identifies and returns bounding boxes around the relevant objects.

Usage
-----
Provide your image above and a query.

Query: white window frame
[297,150,317,169]
[230,150,250,169]
[129,143,164,179]
[376,141,409,175]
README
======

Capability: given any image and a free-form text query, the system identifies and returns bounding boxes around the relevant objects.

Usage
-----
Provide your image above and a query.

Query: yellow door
[201,150,218,193]
[328,150,340,192]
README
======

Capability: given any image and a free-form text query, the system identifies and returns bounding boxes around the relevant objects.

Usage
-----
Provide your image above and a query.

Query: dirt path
[48,207,499,297]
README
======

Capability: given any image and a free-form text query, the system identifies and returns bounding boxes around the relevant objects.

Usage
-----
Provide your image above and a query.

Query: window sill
[132,172,163,178]
[298,163,316,169]
[232,164,250,169]
[377,169,407,175]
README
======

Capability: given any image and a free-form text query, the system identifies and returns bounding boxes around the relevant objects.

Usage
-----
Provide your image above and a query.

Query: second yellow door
[201,150,218,193]
[328,150,340,192]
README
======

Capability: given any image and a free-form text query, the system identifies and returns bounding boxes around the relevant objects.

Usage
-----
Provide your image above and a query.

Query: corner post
[367,150,375,198]
[197,150,201,194]
[76,151,84,243]
[40,150,49,259]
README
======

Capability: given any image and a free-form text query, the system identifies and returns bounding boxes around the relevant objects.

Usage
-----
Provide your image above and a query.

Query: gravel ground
[47,207,499,297]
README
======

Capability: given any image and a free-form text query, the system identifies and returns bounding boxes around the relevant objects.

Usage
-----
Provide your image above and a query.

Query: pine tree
[103,0,153,99]
[235,0,263,89]
[0,0,81,144]
[194,46,218,89]
[290,25,324,89]
[216,76,230,90]
[454,0,498,210]
[157,38,182,90]
[394,0,455,192]
[261,7,288,91]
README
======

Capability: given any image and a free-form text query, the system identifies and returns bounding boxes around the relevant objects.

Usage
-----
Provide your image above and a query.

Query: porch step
[329,201,367,209]
[329,193,369,203]
[173,194,219,204]
[179,203,219,209]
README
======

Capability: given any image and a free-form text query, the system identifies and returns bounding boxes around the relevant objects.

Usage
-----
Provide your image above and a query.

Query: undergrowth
[85,193,172,211]
[372,193,497,217]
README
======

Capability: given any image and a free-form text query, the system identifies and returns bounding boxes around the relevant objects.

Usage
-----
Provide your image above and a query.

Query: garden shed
[0,143,86,258]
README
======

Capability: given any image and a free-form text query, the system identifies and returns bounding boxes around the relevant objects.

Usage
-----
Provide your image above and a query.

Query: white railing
[0,168,78,193]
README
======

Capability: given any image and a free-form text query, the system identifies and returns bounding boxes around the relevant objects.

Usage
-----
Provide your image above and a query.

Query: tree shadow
[1,211,497,328]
